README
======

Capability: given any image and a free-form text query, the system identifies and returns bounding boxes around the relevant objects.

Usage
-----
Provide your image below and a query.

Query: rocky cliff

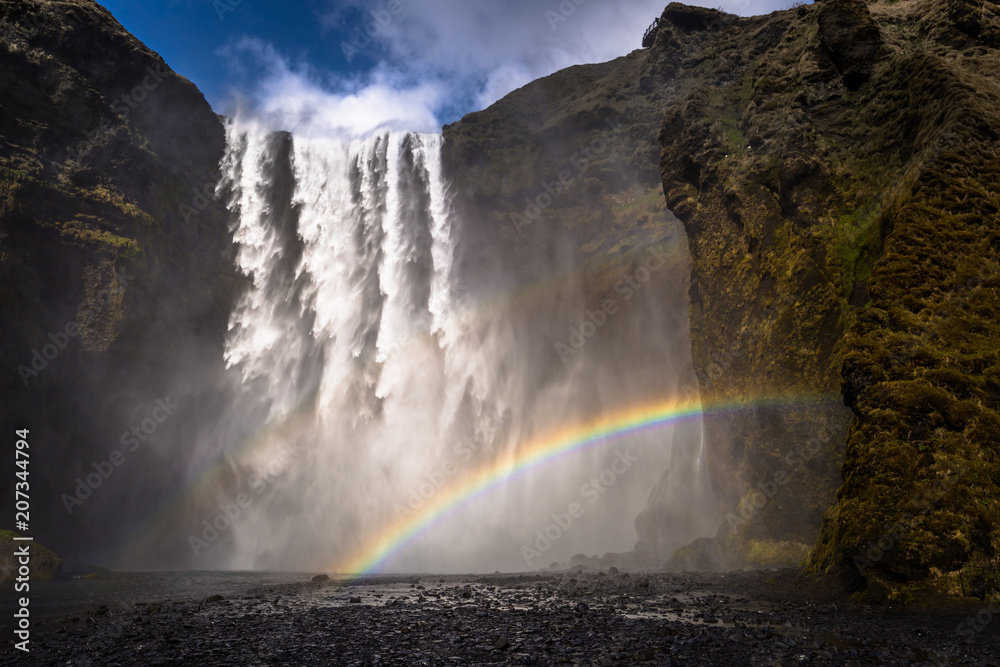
[656,0,1000,601]
[444,0,1000,601]
[0,0,237,564]
[442,1,855,572]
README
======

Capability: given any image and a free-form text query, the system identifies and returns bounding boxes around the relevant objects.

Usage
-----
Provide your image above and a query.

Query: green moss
[821,198,884,291]
[61,222,142,256]
[743,539,813,567]
[0,530,61,581]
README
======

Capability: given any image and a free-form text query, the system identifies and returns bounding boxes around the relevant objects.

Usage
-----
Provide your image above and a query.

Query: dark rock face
[817,0,884,90]
[657,0,1000,601]
[446,0,1000,600]
[0,0,238,564]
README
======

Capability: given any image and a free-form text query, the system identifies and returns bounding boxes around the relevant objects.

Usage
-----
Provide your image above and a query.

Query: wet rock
[18,570,1000,665]
[816,0,883,90]
[311,574,330,583]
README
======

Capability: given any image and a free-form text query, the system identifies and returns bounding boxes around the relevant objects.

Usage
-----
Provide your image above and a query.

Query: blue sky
[98,0,803,136]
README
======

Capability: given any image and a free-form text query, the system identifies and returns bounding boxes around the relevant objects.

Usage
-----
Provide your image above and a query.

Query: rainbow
[330,392,827,577]
[113,389,838,574]
[112,238,688,568]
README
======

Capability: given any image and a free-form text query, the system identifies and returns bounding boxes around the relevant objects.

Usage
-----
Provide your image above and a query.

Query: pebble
[13,569,1000,666]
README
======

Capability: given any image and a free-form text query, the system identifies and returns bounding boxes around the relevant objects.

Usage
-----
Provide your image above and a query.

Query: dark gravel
[4,569,999,665]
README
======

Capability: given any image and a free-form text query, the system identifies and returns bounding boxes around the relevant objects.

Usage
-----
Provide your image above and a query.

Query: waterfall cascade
[214,120,717,573]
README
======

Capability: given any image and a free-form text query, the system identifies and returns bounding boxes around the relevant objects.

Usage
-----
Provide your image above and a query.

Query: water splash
[210,118,717,573]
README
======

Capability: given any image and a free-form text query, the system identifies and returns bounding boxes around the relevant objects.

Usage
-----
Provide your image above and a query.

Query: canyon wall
[0,0,238,564]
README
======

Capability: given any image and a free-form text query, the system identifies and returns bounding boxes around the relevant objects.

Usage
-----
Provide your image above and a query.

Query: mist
[112,0,813,574]
[125,115,717,574]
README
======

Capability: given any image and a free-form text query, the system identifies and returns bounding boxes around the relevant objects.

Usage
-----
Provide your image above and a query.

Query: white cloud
[221,1,808,137]
[328,0,670,101]
[218,37,443,137]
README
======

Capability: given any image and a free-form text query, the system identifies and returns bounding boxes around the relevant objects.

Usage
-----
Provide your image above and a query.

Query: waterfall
[214,119,717,573]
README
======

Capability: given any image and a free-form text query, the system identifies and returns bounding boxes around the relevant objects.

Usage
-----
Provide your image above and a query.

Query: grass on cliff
[808,47,1000,600]
[0,530,61,581]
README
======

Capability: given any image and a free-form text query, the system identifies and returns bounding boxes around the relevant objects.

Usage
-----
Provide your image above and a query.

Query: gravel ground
[4,569,999,666]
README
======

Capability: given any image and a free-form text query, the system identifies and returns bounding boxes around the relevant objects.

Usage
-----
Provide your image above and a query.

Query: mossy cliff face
[447,0,1000,596]
[809,0,1000,603]
[654,1,861,571]
[0,1,237,562]
[658,0,1000,599]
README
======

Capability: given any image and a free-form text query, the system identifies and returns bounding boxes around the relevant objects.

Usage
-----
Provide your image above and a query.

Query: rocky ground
[3,568,999,666]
